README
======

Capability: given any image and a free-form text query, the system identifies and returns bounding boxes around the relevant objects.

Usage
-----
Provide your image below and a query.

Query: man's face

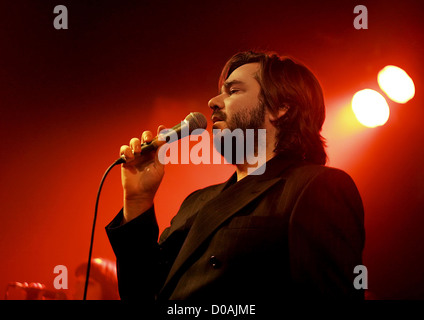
[208,63,265,132]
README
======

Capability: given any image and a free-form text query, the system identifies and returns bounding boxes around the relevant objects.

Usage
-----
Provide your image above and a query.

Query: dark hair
[219,51,327,165]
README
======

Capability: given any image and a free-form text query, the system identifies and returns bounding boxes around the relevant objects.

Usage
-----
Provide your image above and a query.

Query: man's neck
[235,124,278,181]
[235,148,276,181]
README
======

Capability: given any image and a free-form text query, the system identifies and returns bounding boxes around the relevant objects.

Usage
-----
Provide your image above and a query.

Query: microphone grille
[185,112,208,132]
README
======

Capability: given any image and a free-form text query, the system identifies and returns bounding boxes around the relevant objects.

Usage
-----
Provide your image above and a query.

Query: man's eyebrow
[220,80,245,93]
[223,79,245,88]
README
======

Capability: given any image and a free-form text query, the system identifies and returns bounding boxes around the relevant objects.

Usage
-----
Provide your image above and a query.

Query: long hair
[219,51,327,165]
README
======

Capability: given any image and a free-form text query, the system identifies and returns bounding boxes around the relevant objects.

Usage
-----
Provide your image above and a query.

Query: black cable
[83,157,124,300]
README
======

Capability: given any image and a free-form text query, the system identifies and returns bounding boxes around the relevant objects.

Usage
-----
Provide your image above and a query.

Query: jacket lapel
[160,155,300,297]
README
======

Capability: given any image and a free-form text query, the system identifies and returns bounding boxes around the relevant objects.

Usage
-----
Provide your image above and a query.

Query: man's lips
[212,114,226,123]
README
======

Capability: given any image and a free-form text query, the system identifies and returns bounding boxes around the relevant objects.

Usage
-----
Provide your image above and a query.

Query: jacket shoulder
[280,163,361,210]
[182,181,227,205]
[286,163,356,186]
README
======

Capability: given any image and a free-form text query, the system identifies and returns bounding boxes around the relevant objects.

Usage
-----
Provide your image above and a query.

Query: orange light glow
[351,89,390,128]
[377,65,415,103]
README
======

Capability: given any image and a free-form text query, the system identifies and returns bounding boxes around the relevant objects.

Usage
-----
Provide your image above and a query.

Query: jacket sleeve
[105,206,160,301]
[105,189,204,301]
[288,168,365,299]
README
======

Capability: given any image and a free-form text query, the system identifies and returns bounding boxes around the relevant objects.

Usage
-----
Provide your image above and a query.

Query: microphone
[86,113,208,300]
[116,112,207,164]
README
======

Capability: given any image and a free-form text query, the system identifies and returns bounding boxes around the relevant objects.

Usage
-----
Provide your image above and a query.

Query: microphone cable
[81,112,206,299]
[83,157,124,300]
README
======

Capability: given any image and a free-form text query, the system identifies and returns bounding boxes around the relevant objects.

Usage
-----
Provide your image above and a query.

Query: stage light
[378,65,415,103]
[351,89,390,128]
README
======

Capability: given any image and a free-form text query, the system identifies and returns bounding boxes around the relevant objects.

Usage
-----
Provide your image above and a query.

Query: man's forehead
[221,62,260,92]
[225,62,260,83]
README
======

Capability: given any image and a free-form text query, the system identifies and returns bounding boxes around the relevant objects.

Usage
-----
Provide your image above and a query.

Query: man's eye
[229,89,239,95]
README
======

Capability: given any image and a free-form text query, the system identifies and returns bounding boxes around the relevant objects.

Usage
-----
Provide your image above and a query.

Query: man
[106,51,365,301]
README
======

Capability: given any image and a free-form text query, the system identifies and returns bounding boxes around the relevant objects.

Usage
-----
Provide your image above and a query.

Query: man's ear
[268,105,289,122]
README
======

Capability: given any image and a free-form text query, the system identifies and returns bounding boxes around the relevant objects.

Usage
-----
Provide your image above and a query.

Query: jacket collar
[159,153,301,297]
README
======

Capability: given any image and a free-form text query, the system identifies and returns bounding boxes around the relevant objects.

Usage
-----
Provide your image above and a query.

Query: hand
[119,125,166,223]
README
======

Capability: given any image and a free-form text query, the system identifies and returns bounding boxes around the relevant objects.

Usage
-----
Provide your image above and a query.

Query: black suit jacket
[106,154,365,301]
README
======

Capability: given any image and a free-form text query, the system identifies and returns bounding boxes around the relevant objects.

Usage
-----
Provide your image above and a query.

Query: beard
[229,103,265,132]
[213,101,266,164]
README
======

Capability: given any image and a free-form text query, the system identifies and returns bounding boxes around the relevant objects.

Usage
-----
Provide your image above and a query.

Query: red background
[0,0,423,299]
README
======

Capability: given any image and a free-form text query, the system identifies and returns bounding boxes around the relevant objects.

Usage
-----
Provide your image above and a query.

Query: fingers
[140,126,167,144]
[157,125,166,136]
[120,145,134,162]
[129,137,141,153]
[120,127,165,164]
[120,136,144,162]
[141,131,153,144]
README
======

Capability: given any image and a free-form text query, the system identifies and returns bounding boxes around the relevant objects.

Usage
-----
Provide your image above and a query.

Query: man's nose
[208,94,224,111]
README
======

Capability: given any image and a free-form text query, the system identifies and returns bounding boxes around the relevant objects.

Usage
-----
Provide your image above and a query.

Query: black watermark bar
[0,300,418,319]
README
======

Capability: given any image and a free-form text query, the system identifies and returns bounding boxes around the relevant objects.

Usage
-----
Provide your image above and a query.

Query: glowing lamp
[378,65,415,103]
[351,89,390,128]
